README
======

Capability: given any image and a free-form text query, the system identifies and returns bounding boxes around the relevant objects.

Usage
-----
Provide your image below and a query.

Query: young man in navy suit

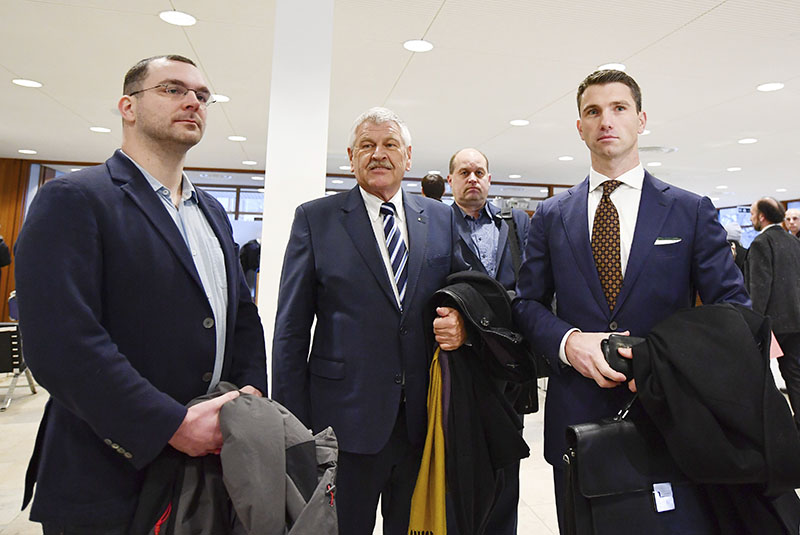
[272,107,467,535]
[15,55,266,533]
[512,69,749,531]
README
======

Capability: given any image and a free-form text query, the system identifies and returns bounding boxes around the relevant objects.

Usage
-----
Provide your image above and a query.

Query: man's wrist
[559,328,580,366]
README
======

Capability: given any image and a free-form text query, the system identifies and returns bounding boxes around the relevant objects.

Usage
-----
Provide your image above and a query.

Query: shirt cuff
[559,328,581,366]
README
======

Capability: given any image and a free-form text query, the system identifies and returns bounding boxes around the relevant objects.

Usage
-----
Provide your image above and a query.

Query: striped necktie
[380,202,409,307]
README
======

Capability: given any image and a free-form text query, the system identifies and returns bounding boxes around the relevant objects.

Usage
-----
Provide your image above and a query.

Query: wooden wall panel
[0,158,30,321]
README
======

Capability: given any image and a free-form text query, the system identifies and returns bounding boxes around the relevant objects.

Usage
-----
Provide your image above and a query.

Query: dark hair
[755,197,785,225]
[448,148,489,174]
[577,69,642,113]
[421,173,445,200]
[123,55,197,95]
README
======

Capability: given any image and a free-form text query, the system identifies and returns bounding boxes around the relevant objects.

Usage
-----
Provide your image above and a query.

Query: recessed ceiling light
[159,10,196,26]
[18,149,37,155]
[403,39,433,52]
[198,173,208,178]
[757,82,784,92]
[509,119,529,127]
[331,179,344,185]
[213,94,230,103]
[257,188,265,193]
[726,167,742,172]
[508,174,522,179]
[228,135,247,142]
[89,126,111,133]
[251,176,264,181]
[12,79,42,88]
[776,188,788,193]
[242,160,257,165]
[406,183,419,187]
[70,168,82,172]
[716,185,728,190]
[738,138,758,144]
[558,156,574,161]
[647,161,662,167]
[338,165,351,171]
[326,191,337,196]
[640,129,651,135]
[427,170,441,175]
[598,63,626,71]
[540,188,548,193]
[710,197,720,201]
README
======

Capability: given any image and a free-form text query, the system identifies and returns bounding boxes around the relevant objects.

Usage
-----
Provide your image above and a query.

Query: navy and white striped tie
[380,202,409,307]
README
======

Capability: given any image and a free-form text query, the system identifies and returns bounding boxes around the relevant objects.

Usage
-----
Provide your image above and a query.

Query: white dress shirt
[359,186,409,309]
[559,164,645,364]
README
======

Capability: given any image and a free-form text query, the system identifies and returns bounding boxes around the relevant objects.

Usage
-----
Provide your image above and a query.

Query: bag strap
[499,207,522,281]
[614,393,639,421]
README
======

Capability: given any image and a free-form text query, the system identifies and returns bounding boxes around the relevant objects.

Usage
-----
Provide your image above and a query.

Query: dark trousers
[482,460,520,534]
[777,332,800,428]
[336,404,422,535]
[42,522,129,535]
[553,465,567,535]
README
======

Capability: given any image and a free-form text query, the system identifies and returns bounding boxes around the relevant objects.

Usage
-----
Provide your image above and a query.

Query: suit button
[111,443,119,450]
[609,321,618,331]
[394,374,402,384]
[104,438,112,446]
[202,372,213,382]
[203,317,215,329]
[124,452,133,459]
[400,327,409,336]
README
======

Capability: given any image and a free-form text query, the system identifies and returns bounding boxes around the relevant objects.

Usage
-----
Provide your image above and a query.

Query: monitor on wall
[718,205,758,248]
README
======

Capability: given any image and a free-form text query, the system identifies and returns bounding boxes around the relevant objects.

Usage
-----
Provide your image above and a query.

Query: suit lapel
[403,192,427,312]
[452,204,487,274]
[613,172,673,316]
[560,178,610,316]
[340,187,398,309]
[109,151,205,291]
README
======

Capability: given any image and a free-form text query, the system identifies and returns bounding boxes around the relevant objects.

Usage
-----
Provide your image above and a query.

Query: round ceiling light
[12,79,42,88]
[757,82,784,92]
[228,135,247,142]
[159,10,197,26]
[403,39,433,52]
[597,63,626,71]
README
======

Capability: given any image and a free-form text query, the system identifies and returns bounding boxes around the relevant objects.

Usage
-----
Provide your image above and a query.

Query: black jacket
[633,303,800,533]
[428,271,533,535]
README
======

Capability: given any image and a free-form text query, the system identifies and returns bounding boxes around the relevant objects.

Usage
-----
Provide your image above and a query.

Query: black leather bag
[563,398,718,535]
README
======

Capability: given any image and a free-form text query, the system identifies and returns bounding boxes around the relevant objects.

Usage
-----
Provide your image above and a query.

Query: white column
[257,0,334,393]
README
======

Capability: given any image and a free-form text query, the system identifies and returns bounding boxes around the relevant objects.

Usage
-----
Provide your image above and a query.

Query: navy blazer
[272,187,466,455]
[14,150,267,525]
[512,172,749,464]
[453,203,530,290]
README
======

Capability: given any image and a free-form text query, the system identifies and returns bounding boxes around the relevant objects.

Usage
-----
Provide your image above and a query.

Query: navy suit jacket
[272,187,465,454]
[512,172,749,464]
[14,150,267,525]
[453,203,530,290]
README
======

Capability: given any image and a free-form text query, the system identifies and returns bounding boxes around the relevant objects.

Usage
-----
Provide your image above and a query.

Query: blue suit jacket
[453,203,530,290]
[14,150,267,524]
[512,172,749,464]
[272,187,465,454]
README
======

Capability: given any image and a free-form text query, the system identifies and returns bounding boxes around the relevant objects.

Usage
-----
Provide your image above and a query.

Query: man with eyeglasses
[14,55,267,533]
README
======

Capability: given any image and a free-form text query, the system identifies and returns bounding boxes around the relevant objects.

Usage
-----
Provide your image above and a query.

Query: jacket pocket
[309,356,345,380]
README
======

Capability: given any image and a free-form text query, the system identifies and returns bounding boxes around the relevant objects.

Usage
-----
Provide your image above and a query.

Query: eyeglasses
[128,83,216,108]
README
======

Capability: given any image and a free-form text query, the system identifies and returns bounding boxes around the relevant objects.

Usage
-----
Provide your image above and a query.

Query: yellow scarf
[408,347,446,535]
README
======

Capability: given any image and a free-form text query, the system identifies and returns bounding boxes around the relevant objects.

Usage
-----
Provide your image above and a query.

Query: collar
[761,223,782,232]
[359,186,405,223]
[455,202,498,223]
[589,163,644,193]
[119,150,196,203]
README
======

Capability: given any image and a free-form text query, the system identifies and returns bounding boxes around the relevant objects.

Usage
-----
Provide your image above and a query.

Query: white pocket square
[654,237,682,245]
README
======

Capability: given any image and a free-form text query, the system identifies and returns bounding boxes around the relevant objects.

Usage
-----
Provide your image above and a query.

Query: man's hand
[565,331,629,388]
[239,385,263,397]
[433,306,466,351]
[168,390,240,457]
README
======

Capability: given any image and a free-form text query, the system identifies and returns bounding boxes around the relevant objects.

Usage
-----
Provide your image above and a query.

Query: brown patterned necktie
[591,180,623,310]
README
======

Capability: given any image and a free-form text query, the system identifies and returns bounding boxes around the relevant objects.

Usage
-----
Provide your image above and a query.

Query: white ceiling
[2,0,799,208]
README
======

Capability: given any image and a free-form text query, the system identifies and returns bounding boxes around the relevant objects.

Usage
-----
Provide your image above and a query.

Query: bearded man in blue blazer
[15,55,267,534]
[272,107,467,535]
[512,69,749,532]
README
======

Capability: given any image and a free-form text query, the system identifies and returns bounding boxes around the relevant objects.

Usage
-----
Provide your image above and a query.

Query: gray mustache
[368,161,393,170]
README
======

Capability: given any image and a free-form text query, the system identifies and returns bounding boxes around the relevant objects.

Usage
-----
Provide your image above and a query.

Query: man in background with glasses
[15,55,267,534]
